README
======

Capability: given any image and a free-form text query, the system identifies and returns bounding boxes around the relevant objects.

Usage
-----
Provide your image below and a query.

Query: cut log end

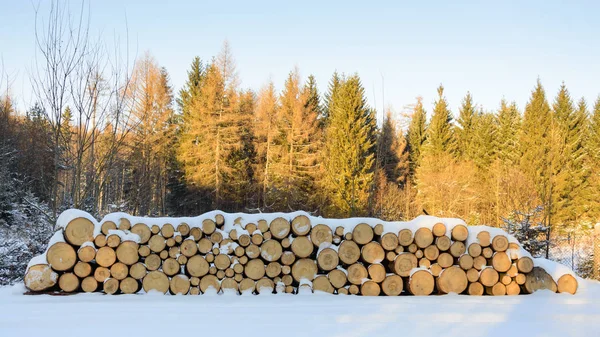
[25,264,58,291]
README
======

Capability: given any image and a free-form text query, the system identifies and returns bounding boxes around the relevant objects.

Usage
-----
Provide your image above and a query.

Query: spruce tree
[496,99,521,165]
[471,111,497,170]
[407,97,427,175]
[177,57,205,116]
[423,85,455,155]
[323,71,341,125]
[456,92,477,160]
[304,75,323,127]
[377,111,409,185]
[588,97,600,218]
[323,74,376,217]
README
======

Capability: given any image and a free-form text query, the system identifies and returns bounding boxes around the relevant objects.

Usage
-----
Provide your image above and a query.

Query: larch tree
[406,97,427,176]
[323,74,376,217]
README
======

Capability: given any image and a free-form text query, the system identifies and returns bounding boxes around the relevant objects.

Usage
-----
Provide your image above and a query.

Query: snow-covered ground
[2,280,600,337]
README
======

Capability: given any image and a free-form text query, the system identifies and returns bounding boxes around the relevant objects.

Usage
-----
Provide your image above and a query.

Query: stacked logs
[24,212,579,296]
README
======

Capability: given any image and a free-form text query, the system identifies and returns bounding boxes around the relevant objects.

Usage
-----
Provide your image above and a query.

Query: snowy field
[2,280,600,337]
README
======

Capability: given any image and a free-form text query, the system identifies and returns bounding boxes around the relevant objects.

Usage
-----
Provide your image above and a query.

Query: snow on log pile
[23,209,579,296]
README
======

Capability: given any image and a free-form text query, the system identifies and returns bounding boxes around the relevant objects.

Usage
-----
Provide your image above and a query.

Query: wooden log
[245,223,257,234]
[103,278,119,295]
[179,239,198,257]
[459,255,474,270]
[159,250,169,260]
[24,264,58,291]
[482,247,493,258]
[506,281,521,295]
[361,281,381,296]
[374,224,384,236]
[106,234,121,248]
[256,278,275,294]
[47,242,77,271]
[348,284,359,295]
[200,275,221,293]
[476,231,491,247]
[81,276,98,293]
[508,243,520,259]
[507,264,518,277]
[347,263,368,285]
[380,233,399,251]
[424,245,439,261]
[234,246,245,257]
[468,282,484,296]
[239,256,249,265]
[185,255,209,277]
[138,245,150,257]
[491,282,506,296]
[116,241,139,265]
[333,235,341,245]
[432,222,447,237]
[246,244,260,259]
[74,261,92,278]
[468,243,482,257]
[449,241,466,258]
[94,267,111,283]
[266,262,282,278]
[437,266,468,294]
[352,223,374,245]
[557,274,578,294]
[131,223,151,244]
[381,275,403,296]
[145,254,161,271]
[221,278,239,293]
[337,287,348,295]
[148,235,166,253]
[209,266,217,275]
[189,227,202,241]
[257,219,269,234]
[414,228,434,248]
[189,287,201,295]
[292,258,318,282]
[313,275,335,294]
[169,275,190,295]
[415,249,424,259]
[466,268,479,282]
[392,253,418,276]
[515,273,526,285]
[435,236,451,251]
[344,233,353,241]
[491,235,509,252]
[398,229,413,246]
[368,263,386,283]
[94,234,107,247]
[64,217,95,246]
[250,233,263,246]
[430,263,443,277]
[311,224,333,247]
[516,256,534,273]
[501,274,512,285]
[160,224,174,238]
[202,219,217,235]
[198,238,212,254]
[282,274,293,286]
[338,240,361,265]
[419,258,431,268]
[215,213,225,227]
[260,240,283,262]
[151,225,160,234]
[101,221,117,235]
[233,262,244,274]
[280,251,296,266]
[210,231,223,244]
[473,255,486,270]
[317,248,339,271]
[291,215,311,236]
[234,273,244,283]
[451,225,468,242]
[335,226,345,237]
[270,217,291,239]
[409,270,434,296]
[239,278,256,294]
[110,262,129,280]
[177,223,190,237]
[328,269,347,288]
[437,252,454,268]
[93,247,116,269]
[244,259,266,280]
[291,236,313,258]
[119,218,131,230]
[162,258,179,276]
[361,242,385,264]
[214,254,231,270]
[395,246,404,254]
[386,251,397,262]
[480,268,499,287]
[77,244,96,263]
[129,262,147,280]
[120,277,139,294]
[492,252,511,272]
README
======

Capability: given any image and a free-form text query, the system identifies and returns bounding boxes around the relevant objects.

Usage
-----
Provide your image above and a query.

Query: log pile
[24,210,579,296]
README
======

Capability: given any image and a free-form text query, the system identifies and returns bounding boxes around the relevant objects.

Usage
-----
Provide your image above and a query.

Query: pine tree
[456,92,477,160]
[406,97,427,175]
[496,99,521,165]
[423,85,454,155]
[323,74,376,217]
[551,85,589,228]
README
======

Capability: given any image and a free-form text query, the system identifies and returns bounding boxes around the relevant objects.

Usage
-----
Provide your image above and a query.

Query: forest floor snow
[1,280,600,337]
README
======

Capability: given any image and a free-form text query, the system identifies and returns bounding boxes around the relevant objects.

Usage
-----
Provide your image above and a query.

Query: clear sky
[1,0,599,120]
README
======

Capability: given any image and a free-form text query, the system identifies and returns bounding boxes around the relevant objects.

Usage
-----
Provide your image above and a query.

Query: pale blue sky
[1,0,599,120]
